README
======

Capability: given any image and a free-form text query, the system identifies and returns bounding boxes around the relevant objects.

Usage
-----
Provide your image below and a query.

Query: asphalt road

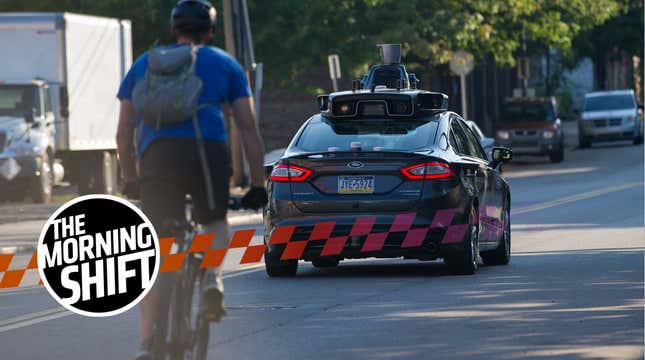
[0,141,643,360]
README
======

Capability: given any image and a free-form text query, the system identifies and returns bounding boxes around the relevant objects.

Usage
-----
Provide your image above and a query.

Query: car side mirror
[491,147,513,168]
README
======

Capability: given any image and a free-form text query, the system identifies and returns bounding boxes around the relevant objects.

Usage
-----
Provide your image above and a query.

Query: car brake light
[401,162,454,180]
[270,164,312,182]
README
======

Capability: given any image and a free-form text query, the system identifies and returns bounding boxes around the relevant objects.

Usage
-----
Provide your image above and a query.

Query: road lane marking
[512,182,643,216]
[0,263,267,333]
[0,307,70,333]
[222,263,265,279]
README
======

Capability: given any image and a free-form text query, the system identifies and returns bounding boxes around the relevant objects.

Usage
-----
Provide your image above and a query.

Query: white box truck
[0,12,132,202]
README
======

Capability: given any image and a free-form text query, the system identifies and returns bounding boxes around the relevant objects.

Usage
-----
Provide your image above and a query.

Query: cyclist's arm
[231,96,265,187]
[116,99,138,182]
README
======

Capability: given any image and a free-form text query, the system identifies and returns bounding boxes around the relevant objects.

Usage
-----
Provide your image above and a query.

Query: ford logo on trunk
[348,161,363,168]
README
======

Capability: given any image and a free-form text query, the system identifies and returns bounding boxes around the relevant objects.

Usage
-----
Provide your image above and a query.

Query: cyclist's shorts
[139,138,232,234]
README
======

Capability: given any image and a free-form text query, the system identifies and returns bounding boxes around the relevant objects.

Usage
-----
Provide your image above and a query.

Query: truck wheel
[265,249,298,277]
[78,151,118,195]
[30,152,53,204]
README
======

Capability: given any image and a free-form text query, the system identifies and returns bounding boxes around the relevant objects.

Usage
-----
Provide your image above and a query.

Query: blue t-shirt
[117,45,251,155]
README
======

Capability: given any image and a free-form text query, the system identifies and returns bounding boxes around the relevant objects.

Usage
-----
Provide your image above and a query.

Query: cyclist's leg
[138,140,188,347]
[191,140,232,321]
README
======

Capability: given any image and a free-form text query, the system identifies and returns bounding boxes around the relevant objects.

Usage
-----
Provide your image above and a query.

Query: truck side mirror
[491,147,513,168]
[24,108,37,123]
[60,86,70,118]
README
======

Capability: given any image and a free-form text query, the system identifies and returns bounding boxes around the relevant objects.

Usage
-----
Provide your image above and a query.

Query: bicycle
[149,195,244,360]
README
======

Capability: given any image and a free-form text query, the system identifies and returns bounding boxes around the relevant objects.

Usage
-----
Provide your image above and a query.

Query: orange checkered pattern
[0,210,476,289]
[0,252,41,289]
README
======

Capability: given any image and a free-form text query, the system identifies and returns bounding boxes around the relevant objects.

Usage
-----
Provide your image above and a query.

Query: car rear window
[584,95,635,112]
[501,102,555,122]
[295,117,439,152]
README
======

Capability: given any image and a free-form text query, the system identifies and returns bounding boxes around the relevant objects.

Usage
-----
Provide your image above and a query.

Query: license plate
[338,175,374,194]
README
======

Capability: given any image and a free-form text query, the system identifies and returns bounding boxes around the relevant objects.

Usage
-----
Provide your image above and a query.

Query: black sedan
[263,90,513,277]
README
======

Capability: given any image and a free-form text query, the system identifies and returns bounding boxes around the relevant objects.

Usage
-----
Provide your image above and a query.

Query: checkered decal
[0,209,476,289]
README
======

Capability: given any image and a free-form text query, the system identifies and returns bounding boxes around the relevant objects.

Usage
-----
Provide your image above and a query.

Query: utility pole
[450,50,475,120]
[222,0,261,187]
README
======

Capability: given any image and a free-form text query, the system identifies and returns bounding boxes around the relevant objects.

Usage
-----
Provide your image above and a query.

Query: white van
[578,90,644,147]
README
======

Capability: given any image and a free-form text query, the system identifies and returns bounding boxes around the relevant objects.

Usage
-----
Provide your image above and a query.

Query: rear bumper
[264,210,472,261]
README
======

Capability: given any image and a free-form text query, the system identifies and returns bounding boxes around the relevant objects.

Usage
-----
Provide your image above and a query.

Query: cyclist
[115,0,267,358]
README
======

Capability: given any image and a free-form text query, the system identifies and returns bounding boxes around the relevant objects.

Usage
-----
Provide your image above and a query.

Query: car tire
[445,207,478,275]
[30,152,53,204]
[311,257,340,268]
[579,136,591,148]
[265,249,298,277]
[549,148,564,163]
[481,202,511,266]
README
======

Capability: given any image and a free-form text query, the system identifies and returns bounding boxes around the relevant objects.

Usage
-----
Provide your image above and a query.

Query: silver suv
[578,90,644,147]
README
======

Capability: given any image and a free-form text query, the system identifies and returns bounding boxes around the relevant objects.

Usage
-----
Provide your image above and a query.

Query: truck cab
[495,97,565,163]
[0,81,60,202]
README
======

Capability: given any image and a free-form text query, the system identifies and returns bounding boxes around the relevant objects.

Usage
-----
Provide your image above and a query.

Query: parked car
[495,97,564,163]
[466,120,494,160]
[578,90,644,147]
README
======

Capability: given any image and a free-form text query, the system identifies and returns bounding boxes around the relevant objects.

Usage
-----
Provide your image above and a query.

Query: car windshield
[583,94,635,112]
[295,117,439,152]
[501,102,555,122]
[0,85,40,118]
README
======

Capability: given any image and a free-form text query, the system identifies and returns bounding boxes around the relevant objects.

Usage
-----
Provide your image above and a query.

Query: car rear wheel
[579,136,591,148]
[311,257,340,268]
[481,203,511,266]
[265,249,298,277]
[445,208,478,275]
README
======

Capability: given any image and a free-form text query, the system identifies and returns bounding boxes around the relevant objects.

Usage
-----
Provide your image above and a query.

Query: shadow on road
[224,248,643,360]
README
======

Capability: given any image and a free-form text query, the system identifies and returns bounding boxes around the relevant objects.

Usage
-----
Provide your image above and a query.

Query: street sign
[450,50,474,76]
[328,54,341,92]
[450,50,475,120]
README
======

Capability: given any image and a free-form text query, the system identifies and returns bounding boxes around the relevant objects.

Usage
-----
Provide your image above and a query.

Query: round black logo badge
[37,195,159,317]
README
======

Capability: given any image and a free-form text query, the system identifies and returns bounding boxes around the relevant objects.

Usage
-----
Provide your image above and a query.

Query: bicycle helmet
[171,0,217,33]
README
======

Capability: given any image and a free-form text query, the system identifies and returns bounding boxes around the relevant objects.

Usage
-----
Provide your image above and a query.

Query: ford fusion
[263,89,513,277]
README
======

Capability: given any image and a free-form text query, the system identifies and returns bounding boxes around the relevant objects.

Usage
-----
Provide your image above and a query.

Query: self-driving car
[263,46,513,277]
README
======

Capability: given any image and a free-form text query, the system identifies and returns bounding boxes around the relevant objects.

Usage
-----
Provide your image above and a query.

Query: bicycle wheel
[150,272,173,360]
[192,270,210,360]
[181,255,210,360]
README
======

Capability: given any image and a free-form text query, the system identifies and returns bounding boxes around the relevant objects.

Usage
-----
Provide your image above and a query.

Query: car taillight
[401,162,454,180]
[270,164,312,182]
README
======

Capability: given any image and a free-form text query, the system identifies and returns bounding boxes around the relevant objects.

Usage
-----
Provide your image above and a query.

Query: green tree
[249,0,620,89]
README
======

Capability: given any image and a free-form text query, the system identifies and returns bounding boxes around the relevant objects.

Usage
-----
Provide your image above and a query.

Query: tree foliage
[0,0,626,89]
